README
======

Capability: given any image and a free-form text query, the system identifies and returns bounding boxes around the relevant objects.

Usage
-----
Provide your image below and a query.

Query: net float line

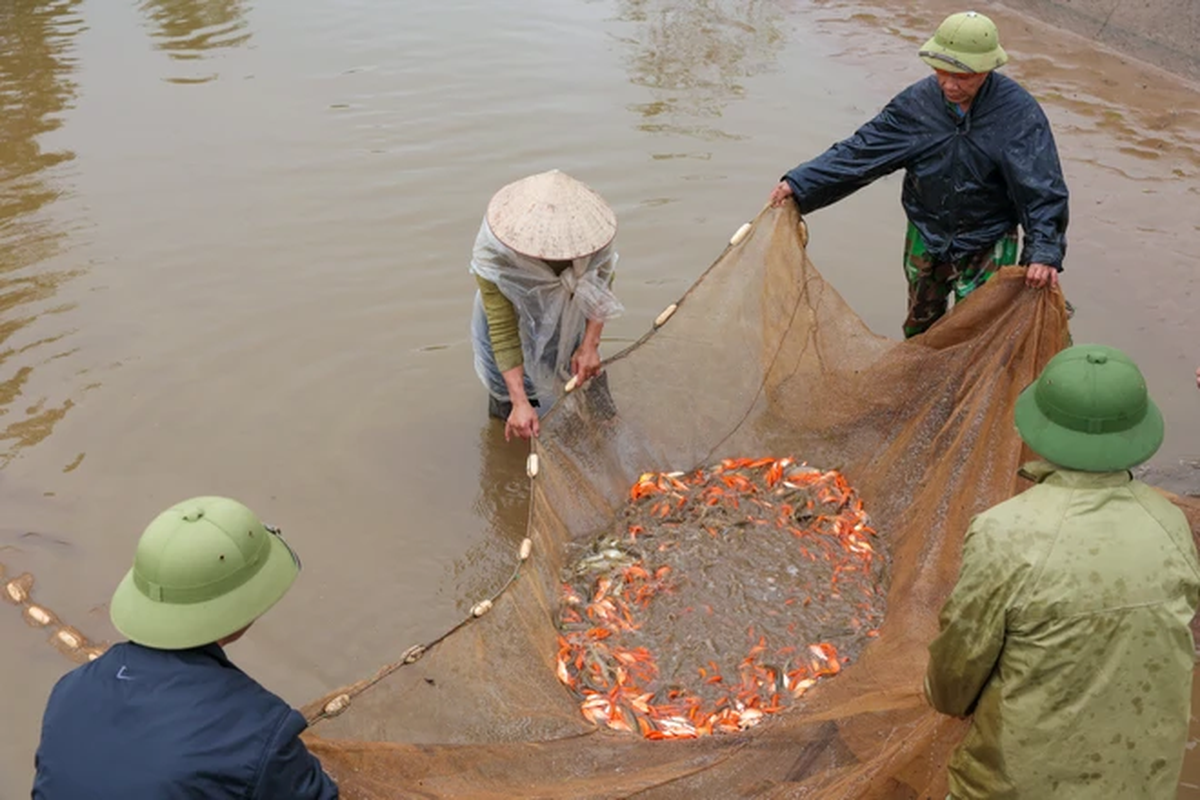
[301,531,538,723]
[1,562,108,665]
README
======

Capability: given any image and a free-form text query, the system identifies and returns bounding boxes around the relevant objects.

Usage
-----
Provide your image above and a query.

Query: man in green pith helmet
[769,11,1070,338]
[925,345,1200,799]
[33,497,338,799]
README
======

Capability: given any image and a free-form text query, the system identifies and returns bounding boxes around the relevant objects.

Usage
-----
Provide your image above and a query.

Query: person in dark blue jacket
[32,496,338,799]
[769,11,1070,338]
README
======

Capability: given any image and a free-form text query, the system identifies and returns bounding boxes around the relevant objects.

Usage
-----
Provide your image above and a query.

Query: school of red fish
[555,456,883,740]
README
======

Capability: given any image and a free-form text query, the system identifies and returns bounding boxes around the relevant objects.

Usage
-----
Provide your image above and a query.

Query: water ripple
[0,0,87,465]
[612,0,786,143]
[138,0,252,82]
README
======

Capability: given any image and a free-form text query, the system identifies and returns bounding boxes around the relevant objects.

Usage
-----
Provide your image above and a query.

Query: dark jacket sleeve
[999,106,1069,268]
[783,93,917,214]
[253,708,339,799]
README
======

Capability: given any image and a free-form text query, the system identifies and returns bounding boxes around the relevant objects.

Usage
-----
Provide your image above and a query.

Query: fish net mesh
[553,457,889,740]
[298,205,1197,798]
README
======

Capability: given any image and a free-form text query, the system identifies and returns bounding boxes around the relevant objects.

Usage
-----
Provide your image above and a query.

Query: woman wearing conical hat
[469,170,623,441]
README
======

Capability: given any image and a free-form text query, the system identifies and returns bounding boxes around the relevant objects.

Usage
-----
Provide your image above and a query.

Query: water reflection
[450,423,530,613]
[614,0,786,143]
[0,0,85,464]
[470,423,530,541]
[139,0,251,81]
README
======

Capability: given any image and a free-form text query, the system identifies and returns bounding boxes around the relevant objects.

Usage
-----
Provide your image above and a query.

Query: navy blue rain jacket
[783,72,1069,268]
[33,642,338,800]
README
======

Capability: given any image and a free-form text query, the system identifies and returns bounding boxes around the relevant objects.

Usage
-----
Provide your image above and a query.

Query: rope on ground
[1,561,108,664]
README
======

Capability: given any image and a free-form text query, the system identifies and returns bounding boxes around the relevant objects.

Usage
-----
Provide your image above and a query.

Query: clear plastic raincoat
[469,219,622,410]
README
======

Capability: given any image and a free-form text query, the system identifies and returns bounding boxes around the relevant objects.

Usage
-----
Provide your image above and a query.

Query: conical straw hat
[485,170,617,261]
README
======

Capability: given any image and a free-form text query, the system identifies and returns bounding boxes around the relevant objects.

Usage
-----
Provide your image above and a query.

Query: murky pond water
[1,0,1198,794]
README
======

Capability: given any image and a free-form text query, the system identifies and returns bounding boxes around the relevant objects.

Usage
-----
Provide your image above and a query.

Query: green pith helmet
[110,497,301,650]
[1015,345,1164,472]
[919,11,1008,74]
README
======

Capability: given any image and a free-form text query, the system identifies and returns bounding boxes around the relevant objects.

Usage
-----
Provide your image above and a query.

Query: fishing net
[555,457,887,740]
[297,204,1196,798]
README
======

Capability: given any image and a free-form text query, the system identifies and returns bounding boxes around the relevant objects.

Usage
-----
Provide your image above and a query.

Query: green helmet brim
[110,532,299,650]
[1014,381,1164,472]
[919,36,1008,73]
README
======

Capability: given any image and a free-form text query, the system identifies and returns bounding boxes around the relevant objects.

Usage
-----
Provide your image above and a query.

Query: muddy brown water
[1,0,1197,795]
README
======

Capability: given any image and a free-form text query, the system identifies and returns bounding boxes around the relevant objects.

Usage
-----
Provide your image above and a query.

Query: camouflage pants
[902,221,1018,339]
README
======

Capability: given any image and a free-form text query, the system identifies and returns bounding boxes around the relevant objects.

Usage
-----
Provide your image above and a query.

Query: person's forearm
[783,106,910,214]
[502,364,531,405]
[582,318,604,349]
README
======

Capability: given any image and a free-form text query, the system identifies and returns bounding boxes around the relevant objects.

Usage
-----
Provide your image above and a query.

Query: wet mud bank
[998,0,1200,82]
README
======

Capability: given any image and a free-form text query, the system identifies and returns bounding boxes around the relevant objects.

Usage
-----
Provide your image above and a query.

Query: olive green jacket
[926,462,1200,799]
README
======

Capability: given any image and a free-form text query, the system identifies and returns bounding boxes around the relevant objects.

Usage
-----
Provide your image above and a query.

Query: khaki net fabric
[299,205,1196,798]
